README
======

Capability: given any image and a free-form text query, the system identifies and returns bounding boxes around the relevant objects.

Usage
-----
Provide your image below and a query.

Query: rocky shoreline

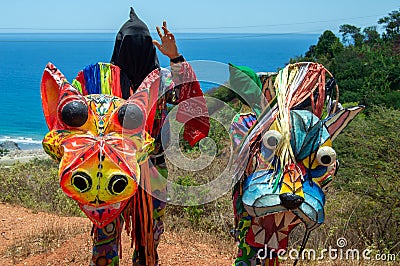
[0,140,47,165]
[0,140,21,151]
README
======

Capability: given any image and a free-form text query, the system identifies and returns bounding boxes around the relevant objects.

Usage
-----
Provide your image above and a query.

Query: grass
[164,149,236,254]
[0,158,82,217]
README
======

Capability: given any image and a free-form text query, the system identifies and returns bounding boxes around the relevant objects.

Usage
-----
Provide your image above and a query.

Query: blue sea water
[0,32,318,149]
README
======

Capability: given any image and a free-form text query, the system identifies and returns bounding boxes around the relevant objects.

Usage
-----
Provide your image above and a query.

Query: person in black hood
[90,7,210,266]
[111,7,160,96]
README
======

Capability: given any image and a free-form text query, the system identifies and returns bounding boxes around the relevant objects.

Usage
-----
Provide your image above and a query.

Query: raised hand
[152,21,180,59]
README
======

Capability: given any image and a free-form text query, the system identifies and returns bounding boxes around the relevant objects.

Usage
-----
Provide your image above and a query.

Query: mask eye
[118,104,144,130]
[262,130,282,150]
[108,175,128,195]
[61,100,88,127]
[72,172,92,192]
[316,146,337,166]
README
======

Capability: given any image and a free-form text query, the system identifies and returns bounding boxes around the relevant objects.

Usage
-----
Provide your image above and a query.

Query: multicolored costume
[229,62,363,265]
[40,60,209,265]
[40,6,209,266]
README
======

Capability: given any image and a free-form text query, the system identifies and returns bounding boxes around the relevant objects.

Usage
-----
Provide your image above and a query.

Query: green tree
[339,24,364,46]
[291,9,400,109]
[294,30,343,67]
[314,30,343,60]
[378,9,400,40]
[363,26,380,44]
[304,44,316,59]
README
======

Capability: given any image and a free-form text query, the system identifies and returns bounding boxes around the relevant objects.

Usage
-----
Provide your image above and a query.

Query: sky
[0,0,399,34]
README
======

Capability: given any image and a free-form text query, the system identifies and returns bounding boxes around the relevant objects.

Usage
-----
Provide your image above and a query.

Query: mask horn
[41,62,86,130]
[122,68,160,136]
[325,106,364,140]
[41,63,67,129]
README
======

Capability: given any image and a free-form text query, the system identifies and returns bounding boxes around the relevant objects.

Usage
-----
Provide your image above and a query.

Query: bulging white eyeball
[316,146,337,166]
[262,130,282,150]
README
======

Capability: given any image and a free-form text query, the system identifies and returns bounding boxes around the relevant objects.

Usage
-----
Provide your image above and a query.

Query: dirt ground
[0,203,235,266]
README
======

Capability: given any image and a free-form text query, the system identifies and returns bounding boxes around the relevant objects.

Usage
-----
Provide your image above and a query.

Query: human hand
[152,21,180,59]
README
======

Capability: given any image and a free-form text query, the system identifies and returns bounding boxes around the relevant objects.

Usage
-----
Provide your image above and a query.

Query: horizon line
[0,31,324,35]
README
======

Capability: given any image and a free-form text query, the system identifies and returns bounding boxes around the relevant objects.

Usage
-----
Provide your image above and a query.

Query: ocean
[0,32,318,149]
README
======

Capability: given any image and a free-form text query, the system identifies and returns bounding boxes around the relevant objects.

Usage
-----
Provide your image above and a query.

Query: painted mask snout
[71,172,131,203]
[279,163,305,210]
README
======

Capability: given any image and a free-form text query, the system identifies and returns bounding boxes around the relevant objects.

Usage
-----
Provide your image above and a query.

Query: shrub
[0,158,81,217]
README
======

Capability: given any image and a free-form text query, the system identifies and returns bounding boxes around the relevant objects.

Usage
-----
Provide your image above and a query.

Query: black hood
[111,7,159,97]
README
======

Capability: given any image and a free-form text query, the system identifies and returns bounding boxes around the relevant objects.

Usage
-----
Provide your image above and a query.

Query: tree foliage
[306,30,343,64]
[292,9,400,109]
[339,24,364,46]
[378,9,400,40]
[363,26,380,44]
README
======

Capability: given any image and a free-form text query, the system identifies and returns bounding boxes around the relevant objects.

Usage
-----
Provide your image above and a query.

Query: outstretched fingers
[156,26,163,39]
[162,21,168,33]
[152,39,162,50]
[153,20,179,58]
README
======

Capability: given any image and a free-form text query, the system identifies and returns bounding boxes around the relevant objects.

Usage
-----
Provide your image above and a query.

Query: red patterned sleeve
[171,61,210,146]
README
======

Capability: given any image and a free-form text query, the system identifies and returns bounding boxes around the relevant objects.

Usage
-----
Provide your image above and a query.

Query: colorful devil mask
[231,62,363,259]
[41,62,159,227]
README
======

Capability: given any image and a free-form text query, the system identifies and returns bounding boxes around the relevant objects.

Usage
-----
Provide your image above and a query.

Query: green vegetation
[328,106,400,252]
[165,150,234,241]
[208,84,236,103]
[0,158,81,216]
[172,176,205,225]
[291,9,400,109]
[179,116,232,157]
[0,148,9,157]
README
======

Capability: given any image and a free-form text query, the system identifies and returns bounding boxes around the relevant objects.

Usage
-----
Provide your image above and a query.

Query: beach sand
[0,149,48,165]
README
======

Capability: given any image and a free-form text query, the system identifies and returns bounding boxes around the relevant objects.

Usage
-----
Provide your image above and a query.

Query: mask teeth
[82,201,122,212]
